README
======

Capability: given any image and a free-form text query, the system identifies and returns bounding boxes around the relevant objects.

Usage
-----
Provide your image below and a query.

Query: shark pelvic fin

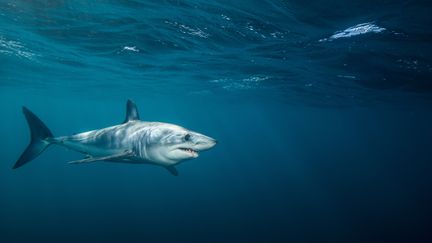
[123,99,140,123]
[68,150,134,164]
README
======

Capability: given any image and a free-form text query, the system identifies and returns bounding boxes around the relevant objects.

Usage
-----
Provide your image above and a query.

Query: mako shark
[13,100,217,175]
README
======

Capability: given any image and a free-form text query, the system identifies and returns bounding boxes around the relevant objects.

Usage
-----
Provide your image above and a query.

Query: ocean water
[1,0,432,242]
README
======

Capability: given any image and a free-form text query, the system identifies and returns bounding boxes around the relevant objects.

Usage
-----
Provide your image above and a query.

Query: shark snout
[192,133,217,151]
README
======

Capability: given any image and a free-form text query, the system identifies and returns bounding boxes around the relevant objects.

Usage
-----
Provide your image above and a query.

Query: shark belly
[61,139,125,157]
[56,125,135,158]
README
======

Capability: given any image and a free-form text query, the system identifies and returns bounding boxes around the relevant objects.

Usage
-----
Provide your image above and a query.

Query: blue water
[1,1,432,242]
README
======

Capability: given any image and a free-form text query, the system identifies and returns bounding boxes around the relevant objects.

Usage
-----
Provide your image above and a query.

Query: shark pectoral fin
[164,166,179,176]
[68,157,98,164]
[68,150,134,164]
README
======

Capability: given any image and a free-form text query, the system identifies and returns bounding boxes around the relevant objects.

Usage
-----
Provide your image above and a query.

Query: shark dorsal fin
[123,99,140,123]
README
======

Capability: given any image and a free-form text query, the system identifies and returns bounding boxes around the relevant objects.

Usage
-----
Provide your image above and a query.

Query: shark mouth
[179,147,198,155]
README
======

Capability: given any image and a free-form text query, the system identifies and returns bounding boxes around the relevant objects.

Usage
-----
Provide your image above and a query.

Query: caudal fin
[13,107,54,169]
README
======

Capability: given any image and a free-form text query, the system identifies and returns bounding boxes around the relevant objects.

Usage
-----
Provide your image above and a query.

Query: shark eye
[184,134,191,141]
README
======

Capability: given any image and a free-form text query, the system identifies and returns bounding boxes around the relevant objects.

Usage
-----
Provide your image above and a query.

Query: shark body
[14,100,217,175]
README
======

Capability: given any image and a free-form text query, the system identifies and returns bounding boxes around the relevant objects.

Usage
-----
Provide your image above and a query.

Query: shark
[13,100,217,176]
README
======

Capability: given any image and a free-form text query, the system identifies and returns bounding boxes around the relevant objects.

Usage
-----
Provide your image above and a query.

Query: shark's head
[144,123,217,165]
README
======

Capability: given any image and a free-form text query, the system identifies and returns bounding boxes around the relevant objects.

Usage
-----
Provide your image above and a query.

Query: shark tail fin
[13,107,54,169]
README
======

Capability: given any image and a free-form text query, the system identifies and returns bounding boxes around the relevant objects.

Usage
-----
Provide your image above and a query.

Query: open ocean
[1,1,432,242]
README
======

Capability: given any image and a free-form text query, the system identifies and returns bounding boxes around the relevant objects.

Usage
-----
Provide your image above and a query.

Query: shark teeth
[179,148,197,153]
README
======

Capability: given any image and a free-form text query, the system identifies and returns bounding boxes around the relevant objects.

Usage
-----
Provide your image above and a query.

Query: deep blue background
[1,1,432,242]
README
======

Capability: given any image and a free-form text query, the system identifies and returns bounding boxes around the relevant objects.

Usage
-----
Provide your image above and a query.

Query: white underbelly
[61,140,125,157]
